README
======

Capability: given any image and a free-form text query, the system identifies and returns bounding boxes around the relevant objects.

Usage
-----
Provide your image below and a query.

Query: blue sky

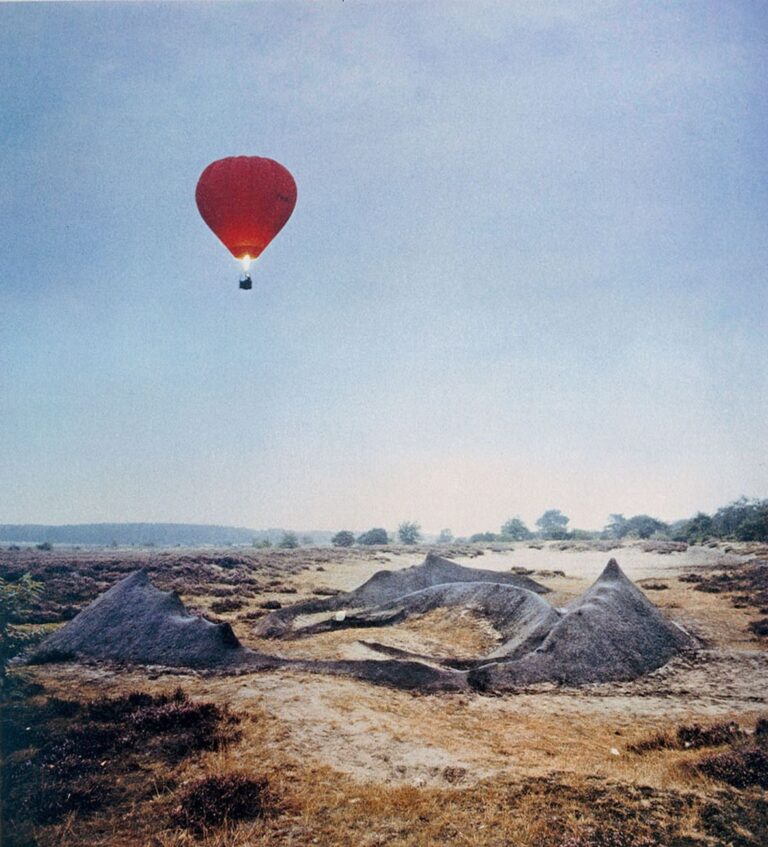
[1,1,766,535]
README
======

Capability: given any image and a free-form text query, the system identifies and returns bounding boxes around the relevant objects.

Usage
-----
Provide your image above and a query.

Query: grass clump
[677,721,744,749]
[629,714,768,792]
[558,830,666,847]
[210,597,245,613]
[693,747,768,789]
[171,773,272,833]
[628,720,745,754]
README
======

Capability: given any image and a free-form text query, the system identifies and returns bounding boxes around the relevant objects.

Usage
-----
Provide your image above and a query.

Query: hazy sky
[2,1,766,535]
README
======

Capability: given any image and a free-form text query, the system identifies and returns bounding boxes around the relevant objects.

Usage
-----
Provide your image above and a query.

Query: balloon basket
[239,275,252,291]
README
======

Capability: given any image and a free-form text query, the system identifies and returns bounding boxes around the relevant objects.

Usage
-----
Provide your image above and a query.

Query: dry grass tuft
[692,747,768,789]
[628,720,746,754]
[171,773,272,833]
[1,685,243,846]
[557,831,664,847]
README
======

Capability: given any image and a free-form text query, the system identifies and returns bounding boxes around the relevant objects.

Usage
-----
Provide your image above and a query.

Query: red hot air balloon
[196,156,297,289]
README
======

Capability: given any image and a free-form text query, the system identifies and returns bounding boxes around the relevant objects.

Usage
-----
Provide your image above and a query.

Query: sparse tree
[535,509,570,540]
[672,512,714,543]
[278,531,299,549]
[332,530,355,548]
[397,521,422,545]
[357,527,389,546]
[622,514,668,539]
[436,529,454,544]
[604,514,628,539]
[500,517,532,541]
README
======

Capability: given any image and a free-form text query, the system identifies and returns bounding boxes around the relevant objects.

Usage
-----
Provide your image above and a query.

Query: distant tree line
[326,499,768,548]
[5,497,765,554]
[333,527,390,547]
[330,522,423,547]
[0,523,333,547]
[467,511,565,543]
[278,498,767,548]
[668,498,768,543]
[602,513,668,540]
[602,499,768,543]
[456,497,768,545]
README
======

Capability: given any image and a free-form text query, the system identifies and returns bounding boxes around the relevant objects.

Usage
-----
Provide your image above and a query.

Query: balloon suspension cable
[239,254,253,290]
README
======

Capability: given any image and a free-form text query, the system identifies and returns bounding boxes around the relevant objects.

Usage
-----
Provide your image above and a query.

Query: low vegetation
[629,716,768,792]
[1,682,243,846]
[0,572,44,679]
[693,747,768,789]
[628,720,746,753]
[678,559,768,631]
[171,773,273,833]
[2,668,766,847]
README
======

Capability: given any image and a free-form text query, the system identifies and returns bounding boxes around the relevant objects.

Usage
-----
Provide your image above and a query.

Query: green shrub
[331,530,355,547]
[397,521,422,545]
[277,531,299,549]
[357,528,389,546]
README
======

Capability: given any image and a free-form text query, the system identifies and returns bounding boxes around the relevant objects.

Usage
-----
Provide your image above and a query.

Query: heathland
[2,540,767,846]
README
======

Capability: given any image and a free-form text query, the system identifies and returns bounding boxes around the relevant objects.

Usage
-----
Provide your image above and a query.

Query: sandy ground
[24,543,767,790]
[292,544,750,594]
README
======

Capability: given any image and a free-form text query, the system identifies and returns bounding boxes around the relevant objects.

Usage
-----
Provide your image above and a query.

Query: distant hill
[0,523,334,547]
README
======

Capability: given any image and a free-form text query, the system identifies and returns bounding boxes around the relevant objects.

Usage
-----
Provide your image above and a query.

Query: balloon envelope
[195,156,297,261]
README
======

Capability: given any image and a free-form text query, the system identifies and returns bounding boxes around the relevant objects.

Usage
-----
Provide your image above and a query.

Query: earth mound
[25,570,465,691]
[255,552,549,638]
[468,558,696,690]
[26,569,274,670]
[284,581,561,662]
[26,559,694,693]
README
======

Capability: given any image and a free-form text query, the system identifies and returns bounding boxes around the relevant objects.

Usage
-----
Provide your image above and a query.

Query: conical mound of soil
[28,569,263,669]
[26,559,694,693]
[255,552,549,638]
[286,581,561,661]
[24,570,465,690]
[468,558,696,690]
